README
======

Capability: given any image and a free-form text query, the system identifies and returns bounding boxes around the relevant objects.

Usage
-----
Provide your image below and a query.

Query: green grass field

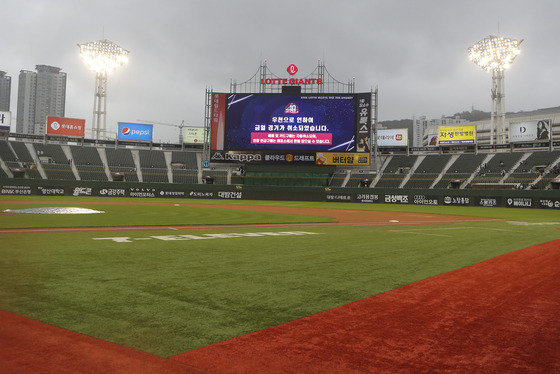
[1,196,559,357]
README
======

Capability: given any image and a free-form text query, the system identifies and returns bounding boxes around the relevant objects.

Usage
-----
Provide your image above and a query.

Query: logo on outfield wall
[99,188,126,197]
[218,191,242,199]
[1,185,32,195]
[189,191,215,199]
[476,197,500,207]
[356,194,380,203]
[506,197,533,208]
[443,196,470,206]
[38,186,65,196]
[72,187,93,196]
[539,198,560,209]
[413,195,438,205]
[326,194,352,202]
[384,194,409,204]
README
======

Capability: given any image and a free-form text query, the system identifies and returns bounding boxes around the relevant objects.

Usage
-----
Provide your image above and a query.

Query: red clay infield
[1,202,558,372]
[2,240,559,373]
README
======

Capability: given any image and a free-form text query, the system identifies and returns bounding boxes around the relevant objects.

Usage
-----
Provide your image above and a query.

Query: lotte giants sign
[260,64,323,86]
[47,116,86,137]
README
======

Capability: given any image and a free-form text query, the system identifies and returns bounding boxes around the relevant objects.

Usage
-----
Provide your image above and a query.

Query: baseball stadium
[1,58,560,373]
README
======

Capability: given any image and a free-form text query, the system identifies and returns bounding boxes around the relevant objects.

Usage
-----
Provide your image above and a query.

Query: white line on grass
[389,230,453,237]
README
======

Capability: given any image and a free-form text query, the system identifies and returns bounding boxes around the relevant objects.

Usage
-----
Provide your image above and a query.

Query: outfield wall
[1,179,559,209]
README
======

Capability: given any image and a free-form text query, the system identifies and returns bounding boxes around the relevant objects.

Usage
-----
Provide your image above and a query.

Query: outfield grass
[1,196,559,357]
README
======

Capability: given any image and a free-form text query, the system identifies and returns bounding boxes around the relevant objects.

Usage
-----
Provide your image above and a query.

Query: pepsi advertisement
[118,122,153,142]
[225,94,357,152]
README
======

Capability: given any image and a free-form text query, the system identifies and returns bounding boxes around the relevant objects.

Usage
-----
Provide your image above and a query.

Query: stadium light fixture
[78,39,129,140]
[468,35,522,145]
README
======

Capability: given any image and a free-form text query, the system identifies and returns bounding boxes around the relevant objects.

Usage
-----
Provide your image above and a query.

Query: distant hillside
[380,106,560,128]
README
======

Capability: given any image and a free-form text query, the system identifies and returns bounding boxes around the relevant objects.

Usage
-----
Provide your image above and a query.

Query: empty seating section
[374,155,417,188]
[2,138,560,190]
[404,155,452,189]
[471,152,524,185]
[205,170,228,185]
[10,142,35,163]
[105,148,135,167]
[171,151,199,184]
[0,140,17,162]
[505,151,560,187]
[138,150,168,182]
[171,151,198,169]
[34,143,69,164]
[105,148,138,182]
[70,146,103,166]
[70,146,108,181]
[141,168,169,183]
[139,150,167,168]
[346,173,375,188]
[329,172,347,187]
[32,143,75,180]
[8,142,42,179]
[374,174,406,188]
[433,154,487,189]
[172,169,199,184]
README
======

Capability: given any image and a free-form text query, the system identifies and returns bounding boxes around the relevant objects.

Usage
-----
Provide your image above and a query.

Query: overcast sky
[3,0,559,143]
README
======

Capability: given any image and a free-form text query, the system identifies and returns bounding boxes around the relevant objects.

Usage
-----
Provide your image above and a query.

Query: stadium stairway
[462,153,496,188]
[428,155,460,188]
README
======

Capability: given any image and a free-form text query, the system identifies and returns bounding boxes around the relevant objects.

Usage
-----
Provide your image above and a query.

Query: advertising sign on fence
[438,125,476,145]
[183,127,205,144]
[46,116,86,137]
[315,152,370,166]
[509,119,551,142]
[118,122,153,142]
[0,111,11,131]
[377,128,409,147]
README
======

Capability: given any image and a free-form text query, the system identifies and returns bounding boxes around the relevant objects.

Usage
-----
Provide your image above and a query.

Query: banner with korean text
[438,125,476,145]
[315,152,370,166]
[46,116,86,137]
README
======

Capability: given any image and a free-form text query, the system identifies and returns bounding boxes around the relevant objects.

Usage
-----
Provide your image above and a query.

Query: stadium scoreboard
[210,92,372,165]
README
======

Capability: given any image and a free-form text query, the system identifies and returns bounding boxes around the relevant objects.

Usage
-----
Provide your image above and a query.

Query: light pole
[78,39,129,140]
[468,35,521,145]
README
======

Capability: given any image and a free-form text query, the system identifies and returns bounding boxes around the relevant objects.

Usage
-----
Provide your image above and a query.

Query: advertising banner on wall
[118,122,153,142]
[509,119,550,142]
[377,128,408,147]
[355,93,372,153]
[0,111,11,131]
[438,125,476,145]
[211,93,226,150]
[183,127,204,144]
[315,152,370,166]
[46,116,86,137]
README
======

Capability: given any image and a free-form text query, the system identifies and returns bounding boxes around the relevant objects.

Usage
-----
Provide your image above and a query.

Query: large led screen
[224,93,357,152]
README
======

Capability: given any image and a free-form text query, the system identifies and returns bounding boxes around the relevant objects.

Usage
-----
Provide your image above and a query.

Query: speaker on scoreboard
[282,85,301,94]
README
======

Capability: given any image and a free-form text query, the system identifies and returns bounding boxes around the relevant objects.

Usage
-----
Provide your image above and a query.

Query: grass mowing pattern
[1,196,559,357]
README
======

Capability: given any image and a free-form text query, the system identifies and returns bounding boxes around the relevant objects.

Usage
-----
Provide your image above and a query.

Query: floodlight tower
[78,40,129,140]
[468,35,521,145]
